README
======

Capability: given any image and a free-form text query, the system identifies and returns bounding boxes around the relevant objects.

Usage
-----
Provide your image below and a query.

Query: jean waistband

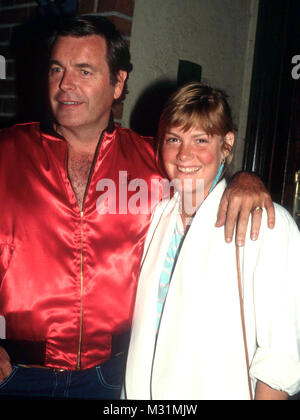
[3,330,131,370]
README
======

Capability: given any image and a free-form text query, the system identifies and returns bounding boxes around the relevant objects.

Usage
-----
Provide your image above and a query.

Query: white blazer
[124,180,300,400]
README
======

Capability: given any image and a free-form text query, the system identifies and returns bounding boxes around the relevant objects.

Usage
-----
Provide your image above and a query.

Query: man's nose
[59,70,76,91]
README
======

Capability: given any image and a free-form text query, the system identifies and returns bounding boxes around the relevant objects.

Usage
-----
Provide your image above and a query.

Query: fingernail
[251,233,257,241]
[225,237,232,243]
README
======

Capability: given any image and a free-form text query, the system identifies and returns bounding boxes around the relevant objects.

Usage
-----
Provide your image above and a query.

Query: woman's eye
[196,138,208,143]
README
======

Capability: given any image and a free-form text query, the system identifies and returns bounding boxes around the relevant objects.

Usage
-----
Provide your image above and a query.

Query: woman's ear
[222,131,235,159]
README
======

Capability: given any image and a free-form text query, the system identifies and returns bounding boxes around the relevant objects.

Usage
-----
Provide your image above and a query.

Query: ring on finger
[252,206,263,213]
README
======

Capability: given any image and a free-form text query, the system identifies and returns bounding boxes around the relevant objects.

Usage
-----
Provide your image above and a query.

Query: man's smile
[60,101,82,105]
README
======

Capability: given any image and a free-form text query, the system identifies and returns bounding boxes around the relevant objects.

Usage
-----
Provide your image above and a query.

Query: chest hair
[67,149,95,210]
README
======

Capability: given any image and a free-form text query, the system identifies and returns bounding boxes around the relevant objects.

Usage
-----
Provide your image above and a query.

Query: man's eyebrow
[76,63,98,72]
[49,59,62,67]
[49,60,97,72]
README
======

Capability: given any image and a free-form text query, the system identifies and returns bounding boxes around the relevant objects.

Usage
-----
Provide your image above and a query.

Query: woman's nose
[177,144,194,161]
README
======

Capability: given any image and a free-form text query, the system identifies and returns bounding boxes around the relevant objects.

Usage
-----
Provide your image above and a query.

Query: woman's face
[162,125,233,205]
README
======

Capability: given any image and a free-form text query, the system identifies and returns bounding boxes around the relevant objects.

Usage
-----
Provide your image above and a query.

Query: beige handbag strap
[235,245,254,400]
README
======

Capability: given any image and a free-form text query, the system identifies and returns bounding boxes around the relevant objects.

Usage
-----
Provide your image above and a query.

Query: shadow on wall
[1,0,78,129]
[129,80,178,137]
[129,60,202,137]
[10,19,53,125]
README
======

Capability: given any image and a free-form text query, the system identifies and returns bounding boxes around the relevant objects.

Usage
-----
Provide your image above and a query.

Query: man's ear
[222,131,235,158]
[113,70,128,101]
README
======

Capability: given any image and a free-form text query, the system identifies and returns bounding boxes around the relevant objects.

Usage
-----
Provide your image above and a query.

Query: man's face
[48,35,126,134]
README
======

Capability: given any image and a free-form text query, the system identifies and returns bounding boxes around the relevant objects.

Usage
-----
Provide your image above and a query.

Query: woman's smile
[177,166,202,173]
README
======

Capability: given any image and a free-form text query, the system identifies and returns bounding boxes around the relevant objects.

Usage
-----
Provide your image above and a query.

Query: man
[0,15,274,399]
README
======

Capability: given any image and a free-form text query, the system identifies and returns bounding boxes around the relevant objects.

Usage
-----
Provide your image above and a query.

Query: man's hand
[216,172,275,246]
[0,346,12,383]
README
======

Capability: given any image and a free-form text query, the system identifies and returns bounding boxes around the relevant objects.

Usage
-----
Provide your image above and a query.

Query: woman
[123,83,300,400]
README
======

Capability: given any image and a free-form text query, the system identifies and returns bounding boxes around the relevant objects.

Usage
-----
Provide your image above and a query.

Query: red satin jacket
[0,122,163,370]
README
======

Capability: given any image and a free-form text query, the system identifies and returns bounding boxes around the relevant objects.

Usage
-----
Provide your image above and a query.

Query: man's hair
[157,82,237,167]
[47,15,133,102]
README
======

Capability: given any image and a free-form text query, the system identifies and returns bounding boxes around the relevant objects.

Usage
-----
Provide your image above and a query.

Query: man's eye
[165,137,179,143]
[50,67,62,74]
[81,70,91,76]
[196,138,208,143]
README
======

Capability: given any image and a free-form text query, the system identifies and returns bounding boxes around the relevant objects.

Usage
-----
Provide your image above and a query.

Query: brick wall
[0,0,135,128]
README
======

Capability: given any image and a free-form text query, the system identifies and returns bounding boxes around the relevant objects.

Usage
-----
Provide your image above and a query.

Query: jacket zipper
[76,210,84,370]
[75,131,106,370]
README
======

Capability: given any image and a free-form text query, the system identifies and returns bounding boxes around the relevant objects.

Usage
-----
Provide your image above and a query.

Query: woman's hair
[47,15,133,103]
[157,82,237,168]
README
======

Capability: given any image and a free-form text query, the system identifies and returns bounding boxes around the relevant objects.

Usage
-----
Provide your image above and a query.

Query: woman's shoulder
[151,193,180,217]
[260,203,300,242]
[273,203,299,230]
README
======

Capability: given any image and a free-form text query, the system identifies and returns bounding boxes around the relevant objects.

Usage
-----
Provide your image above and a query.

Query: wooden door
[243,0,300,228]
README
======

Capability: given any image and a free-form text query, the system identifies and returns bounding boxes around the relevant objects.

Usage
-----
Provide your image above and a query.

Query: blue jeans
[0,353,125,400]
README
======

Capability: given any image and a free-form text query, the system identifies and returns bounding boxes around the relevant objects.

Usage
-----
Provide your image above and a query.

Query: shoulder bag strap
[235,244,254,400]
